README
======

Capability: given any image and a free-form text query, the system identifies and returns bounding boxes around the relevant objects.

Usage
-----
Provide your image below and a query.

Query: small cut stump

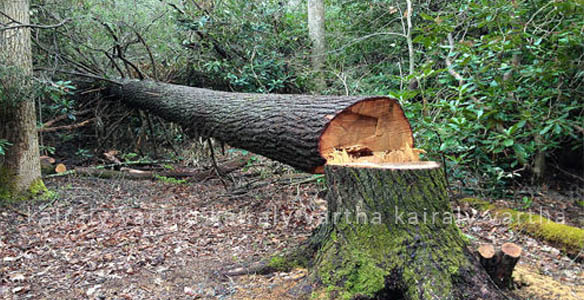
[478,243,522,289]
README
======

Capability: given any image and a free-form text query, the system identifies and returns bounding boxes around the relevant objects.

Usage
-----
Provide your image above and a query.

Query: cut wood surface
[106,80,416,173]
[54,163,67,173]
[39,157,67,175]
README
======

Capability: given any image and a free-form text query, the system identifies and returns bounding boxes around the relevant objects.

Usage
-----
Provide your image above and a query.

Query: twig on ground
[38,118,96,133]
[6,205,29,218]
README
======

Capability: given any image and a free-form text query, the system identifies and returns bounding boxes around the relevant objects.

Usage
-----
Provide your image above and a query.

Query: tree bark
[308,0,326,91]
[106,80,413,173]
[0,0,43,198]
[300,162,509,300]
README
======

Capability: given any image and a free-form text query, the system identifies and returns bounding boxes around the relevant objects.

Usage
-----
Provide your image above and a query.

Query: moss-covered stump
[304,162,507,300]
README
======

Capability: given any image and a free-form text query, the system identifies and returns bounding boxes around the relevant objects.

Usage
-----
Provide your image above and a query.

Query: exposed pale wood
[54,163,67,173]
[40,156,56,175]
[38,118,95,133]
[502,242,522,258]
[103,150,122,164]
[478,244,496,259]
[319,98,415,164]
[327,161,439,170]
[39,156,56,164]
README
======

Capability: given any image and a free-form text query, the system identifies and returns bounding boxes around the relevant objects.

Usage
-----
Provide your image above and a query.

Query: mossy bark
[302,163,508,300]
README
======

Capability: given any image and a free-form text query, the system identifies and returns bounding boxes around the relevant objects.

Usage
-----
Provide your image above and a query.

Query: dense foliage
[25,0,584,193]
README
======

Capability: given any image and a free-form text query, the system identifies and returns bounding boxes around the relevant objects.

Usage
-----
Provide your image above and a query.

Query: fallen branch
[46,167,205,180]
[41,109,91,128]
[228,174,323,196]
[43,157,249,181]
[6,205,29,218]
[222,261,274,277]
[38,118,96,133]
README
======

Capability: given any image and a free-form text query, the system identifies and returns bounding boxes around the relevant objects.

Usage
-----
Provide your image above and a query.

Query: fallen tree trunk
[106,80,415,173]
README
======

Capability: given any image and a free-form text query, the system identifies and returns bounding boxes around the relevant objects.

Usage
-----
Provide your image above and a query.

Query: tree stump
[477,243,522,289]
[301,161,508,300]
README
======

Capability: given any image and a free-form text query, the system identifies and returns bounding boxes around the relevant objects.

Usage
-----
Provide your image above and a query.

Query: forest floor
[0,153,583,300]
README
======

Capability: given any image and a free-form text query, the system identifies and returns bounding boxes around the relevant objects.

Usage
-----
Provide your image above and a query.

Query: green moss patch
[461,197,584,256]
[0,169,50,203]
[314,220,467,300]
[268,255,294,272]
[28,178,48,195]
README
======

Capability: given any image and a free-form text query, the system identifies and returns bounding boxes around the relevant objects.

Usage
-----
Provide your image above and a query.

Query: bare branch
[328,31,406,54]
[34,68,122,85]
[0,15,70,31]
[122,21,158,81]
[95,19,145,79]
[445,33,464,86]
[41,109,92,128]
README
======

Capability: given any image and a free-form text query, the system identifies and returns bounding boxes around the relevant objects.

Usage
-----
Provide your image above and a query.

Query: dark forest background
[3,0,583,196]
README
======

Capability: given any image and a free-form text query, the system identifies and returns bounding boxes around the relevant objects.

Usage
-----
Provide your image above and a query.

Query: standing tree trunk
[308,0,326,91]
[296,161,509,299]
[0,0,43,199]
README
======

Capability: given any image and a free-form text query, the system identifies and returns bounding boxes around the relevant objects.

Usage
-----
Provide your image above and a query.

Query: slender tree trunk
[405,0,414,76]
[308,0,326,91]
[532,134,546,181]
[300,162,509,299]
[0,0,43,198]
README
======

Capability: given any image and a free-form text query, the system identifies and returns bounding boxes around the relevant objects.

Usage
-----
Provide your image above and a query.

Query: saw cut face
[319,98,425,166]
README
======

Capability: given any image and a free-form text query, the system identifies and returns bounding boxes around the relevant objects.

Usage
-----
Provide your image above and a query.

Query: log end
[317,97,428,173]
[55,163,67,173]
